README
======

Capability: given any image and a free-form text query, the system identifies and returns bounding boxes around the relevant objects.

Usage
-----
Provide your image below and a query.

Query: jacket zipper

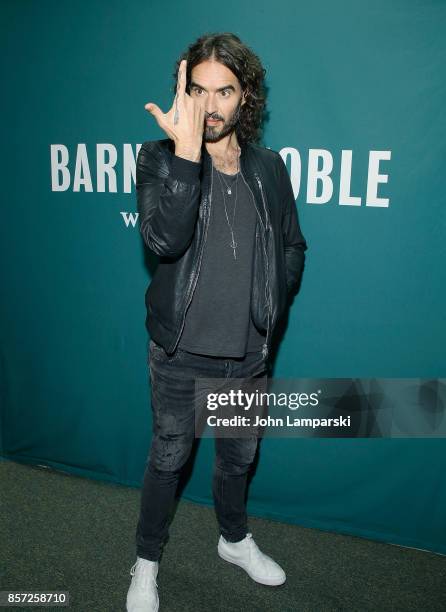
[239,169,272,360]
[255,173,272,360]
[170,163,214,353]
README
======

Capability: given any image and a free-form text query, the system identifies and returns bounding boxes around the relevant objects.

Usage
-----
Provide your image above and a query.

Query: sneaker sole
[217,547,286,586]
[126,596,159,612]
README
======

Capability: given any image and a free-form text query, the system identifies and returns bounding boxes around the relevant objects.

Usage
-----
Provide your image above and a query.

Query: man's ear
[241,88,248,106]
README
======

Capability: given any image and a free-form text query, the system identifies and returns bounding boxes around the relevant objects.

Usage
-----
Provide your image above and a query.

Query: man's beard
[203,99,242,143]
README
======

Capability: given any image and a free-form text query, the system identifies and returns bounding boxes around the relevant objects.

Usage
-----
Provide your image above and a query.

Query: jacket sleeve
[276,153,308,296]
[136,141,202,258]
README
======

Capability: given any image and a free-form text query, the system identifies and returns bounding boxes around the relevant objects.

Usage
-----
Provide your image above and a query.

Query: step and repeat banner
[1,1,445,554]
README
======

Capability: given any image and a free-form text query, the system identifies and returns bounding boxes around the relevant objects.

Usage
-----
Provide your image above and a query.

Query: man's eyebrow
[189,81,236,93]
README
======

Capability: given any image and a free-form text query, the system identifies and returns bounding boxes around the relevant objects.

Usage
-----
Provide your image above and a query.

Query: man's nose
[204,93,218,116]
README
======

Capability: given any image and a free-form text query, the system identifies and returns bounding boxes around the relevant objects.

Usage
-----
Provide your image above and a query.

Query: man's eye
[193,87,203,95]
[221,90,230,97]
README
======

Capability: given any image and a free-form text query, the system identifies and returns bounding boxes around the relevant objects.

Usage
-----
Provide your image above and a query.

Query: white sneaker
[126,556,159,612]
[218,532,286,586]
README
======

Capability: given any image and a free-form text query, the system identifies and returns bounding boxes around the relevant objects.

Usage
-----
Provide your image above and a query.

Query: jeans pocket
[248,349,268,371]
[150,339,182,365]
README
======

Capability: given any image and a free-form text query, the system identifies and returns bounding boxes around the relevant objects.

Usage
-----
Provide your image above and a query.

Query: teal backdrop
[1,1,445,555]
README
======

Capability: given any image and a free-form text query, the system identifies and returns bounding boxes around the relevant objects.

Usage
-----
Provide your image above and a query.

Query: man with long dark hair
[126,32,308,611]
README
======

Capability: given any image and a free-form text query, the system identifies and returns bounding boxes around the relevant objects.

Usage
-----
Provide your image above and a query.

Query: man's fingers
[176,59,186,98]
[145,102,163,119]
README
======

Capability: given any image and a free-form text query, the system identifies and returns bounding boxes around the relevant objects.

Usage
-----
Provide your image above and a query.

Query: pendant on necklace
[227,188,231,195]
[229,237,237,260]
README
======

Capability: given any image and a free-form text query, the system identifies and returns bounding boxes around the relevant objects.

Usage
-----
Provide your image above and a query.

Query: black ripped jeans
[135,339,268,562]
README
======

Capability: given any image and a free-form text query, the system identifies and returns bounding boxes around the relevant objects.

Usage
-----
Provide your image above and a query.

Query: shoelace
[130,560,159,589]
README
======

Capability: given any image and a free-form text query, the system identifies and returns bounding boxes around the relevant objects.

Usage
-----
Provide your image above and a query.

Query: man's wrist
[175,145,202,163]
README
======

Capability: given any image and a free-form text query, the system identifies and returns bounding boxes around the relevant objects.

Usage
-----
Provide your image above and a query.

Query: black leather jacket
[136,137,308,360]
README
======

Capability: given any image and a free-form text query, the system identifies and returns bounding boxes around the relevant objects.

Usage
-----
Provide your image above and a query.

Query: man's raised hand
[144,59,204,162]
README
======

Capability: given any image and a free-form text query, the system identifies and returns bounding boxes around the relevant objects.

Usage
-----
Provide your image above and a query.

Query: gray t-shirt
[178,165,266,358]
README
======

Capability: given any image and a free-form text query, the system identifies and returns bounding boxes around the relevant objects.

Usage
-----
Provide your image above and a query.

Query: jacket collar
[164,136,267,229]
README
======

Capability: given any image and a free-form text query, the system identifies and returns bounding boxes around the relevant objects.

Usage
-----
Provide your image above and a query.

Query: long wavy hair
[172,32,267,145]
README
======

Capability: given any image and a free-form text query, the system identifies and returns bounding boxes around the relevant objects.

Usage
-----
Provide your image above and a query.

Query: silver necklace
[212,149,240,193]
[218,168,237,194]
[212,152,240,260]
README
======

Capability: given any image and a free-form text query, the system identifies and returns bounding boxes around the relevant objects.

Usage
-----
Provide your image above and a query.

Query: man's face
[189,59,245,143]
